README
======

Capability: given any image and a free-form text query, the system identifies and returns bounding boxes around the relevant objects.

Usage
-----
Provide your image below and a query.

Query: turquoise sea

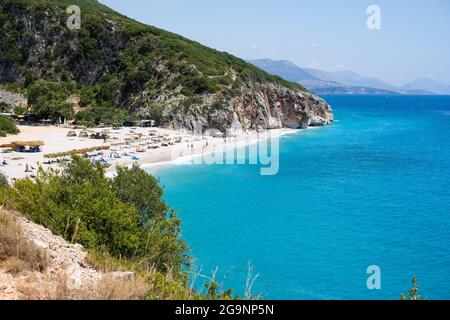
[153,95,450,300]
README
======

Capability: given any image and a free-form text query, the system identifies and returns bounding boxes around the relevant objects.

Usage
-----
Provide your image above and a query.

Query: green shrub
[13,105,27,116]
[27,80,74,121]
[0,102,10,112]
[0,115,20,137]
[112,165,189,271]
[9,156,188,272]
[74,106,133,126]
[0,172,8,188]
[11,160,141,257]
[401,276,427,300]
[80,86,95,106]
[147,103,164,126]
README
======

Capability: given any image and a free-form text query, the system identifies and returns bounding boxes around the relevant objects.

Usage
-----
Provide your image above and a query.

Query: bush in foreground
[9,156,188,273]
[0,172,8,188]
[1,156,239,300]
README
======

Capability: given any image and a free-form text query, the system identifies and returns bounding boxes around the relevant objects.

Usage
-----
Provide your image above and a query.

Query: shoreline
[0,125,302,181]
[105,127,300,177]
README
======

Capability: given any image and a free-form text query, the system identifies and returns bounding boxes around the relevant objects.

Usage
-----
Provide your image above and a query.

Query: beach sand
[0,125,297,181]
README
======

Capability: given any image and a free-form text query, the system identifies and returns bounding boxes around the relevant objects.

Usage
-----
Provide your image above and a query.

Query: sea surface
[152,95,450,300]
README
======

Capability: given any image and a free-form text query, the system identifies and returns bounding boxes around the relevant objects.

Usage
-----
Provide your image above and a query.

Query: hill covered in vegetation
[0,0,333,130]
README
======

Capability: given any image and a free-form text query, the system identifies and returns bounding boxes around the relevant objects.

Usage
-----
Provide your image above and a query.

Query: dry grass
[0,209,149,300]
[87,275,149,300]
[86,250,195,300]
[0,209,49,274]
[17,272,149,300]
[1,257,25,275]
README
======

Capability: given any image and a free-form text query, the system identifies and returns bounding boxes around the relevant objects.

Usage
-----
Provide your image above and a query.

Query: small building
[124,120,156,128]
[39,119,56,126]
[138,120,155,127]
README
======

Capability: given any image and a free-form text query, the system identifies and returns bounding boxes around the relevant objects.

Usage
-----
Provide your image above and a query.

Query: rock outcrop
[163,83,333,134]
[0,212,138,300]
[0,89,27,111]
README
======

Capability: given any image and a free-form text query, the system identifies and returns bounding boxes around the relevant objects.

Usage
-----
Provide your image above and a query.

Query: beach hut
[67,130,77,137]
[10,141,45,153]
[79,130,89,138]
[0,143,14,153]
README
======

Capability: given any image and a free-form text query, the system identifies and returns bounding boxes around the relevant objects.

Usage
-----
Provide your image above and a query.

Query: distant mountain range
[247,59,318,82]
[249,59,450,95]
[401,78,450,95]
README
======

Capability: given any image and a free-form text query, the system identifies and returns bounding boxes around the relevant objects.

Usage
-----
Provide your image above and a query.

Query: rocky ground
[0,211,143,300]
[0,89,27,111]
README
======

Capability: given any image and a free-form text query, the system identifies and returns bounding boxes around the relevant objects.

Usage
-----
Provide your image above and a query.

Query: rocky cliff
[164,82,333,134]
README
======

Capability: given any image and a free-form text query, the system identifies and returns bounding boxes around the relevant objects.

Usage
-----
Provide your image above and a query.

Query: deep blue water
[153,95,450,300]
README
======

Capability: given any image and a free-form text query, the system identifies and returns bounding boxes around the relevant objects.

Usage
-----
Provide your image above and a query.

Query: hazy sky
[100,0,450,86]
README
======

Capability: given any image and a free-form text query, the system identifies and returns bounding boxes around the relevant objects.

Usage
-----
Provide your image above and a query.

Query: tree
[113,165,166,222]
[80,86,95,106]
[112,164,189,271]
[27,80,74,122]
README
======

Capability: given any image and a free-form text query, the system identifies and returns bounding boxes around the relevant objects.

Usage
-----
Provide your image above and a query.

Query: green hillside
[0,0,305,125]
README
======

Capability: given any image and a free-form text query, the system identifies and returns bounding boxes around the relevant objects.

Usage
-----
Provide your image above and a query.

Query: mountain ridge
[302,68,398,92]
[401,78,450,95]
[250,59,447,95]
[247,59,319,82]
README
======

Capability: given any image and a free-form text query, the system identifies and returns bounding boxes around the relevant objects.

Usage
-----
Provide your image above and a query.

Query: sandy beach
[0,125,296,181]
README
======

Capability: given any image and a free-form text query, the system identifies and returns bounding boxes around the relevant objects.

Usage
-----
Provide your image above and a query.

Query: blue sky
[99,0,450,86]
